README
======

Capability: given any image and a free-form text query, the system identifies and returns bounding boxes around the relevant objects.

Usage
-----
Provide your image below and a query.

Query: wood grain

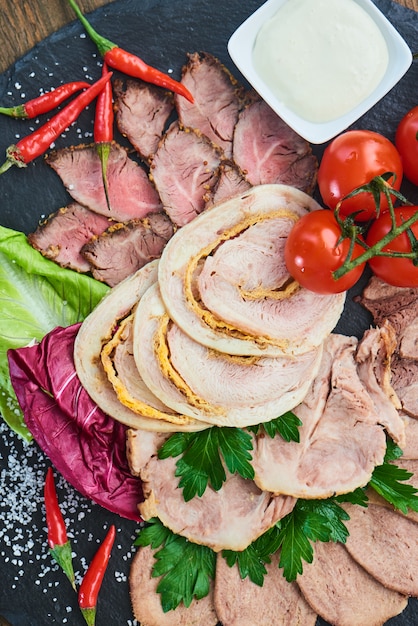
[0,0,417,75]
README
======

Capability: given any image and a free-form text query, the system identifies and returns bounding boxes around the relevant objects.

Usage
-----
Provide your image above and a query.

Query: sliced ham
[297,540,408,626]
[149,121,222,226]
[28,202,111,272]
[344,502,418,597]
[81,212,174,287]
[138,448,296,552]
[46,142,162,222]
[158,184,345,357]
[114,78,174,160]
[251,333,388,498]
[214,551,317,626]
[129,545,219,626]
[233,98,318,194]
[175,51,244,158]
[132,282,323,427]
[74,262,207,432]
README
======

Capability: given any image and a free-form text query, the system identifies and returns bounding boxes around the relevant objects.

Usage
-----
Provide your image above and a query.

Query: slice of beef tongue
[214,551,317,626]
[174,51,245,158]
[28,202,112,273]
[46,142,162,222]
[113,78,174,160]
[149,121,222,226]
[233,98,318,194]
[297,540,408,626]
[81,212,174,286]
[343,502,418,597]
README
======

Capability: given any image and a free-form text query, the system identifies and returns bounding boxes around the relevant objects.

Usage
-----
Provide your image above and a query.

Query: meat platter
[1,0,418,625]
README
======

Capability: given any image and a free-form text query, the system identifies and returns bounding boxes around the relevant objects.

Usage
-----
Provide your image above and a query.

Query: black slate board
[0,1,418,625]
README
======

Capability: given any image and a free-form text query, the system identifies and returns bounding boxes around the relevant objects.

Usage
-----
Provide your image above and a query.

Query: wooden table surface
[0,0,417,75]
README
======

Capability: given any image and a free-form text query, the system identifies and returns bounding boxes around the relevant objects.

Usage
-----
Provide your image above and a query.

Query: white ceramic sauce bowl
[228,0,412,144]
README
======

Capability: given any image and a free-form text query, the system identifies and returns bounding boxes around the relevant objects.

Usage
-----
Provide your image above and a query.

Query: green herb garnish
[248,410,302,442]
[134,518,216,612]
[158,426,254,501]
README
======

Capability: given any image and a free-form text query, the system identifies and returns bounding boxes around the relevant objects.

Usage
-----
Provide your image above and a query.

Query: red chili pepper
[0,81,90,119]
[67,0,194,103]
[94,62,113,210]
[0,71,112,175]
[44,467,76,591]
[78,525,116,626]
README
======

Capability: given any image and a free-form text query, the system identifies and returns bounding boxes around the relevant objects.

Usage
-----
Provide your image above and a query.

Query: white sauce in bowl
[252,0,389,123]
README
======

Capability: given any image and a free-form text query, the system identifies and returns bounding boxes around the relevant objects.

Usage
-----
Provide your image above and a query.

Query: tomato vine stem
[332,174,418,279]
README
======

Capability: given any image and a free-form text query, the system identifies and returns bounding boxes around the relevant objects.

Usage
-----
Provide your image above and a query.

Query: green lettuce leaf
[0,225,109,440]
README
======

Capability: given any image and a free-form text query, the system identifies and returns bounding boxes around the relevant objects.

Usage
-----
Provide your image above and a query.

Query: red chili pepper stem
[0,81,90,119]
[94,62,114,211]
[78,525,116,626]
[0,72,112,175]
[44,468,76,591]
[67,0,194,103]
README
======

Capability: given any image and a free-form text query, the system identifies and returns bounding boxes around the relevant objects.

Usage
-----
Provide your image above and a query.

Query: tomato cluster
[285,124,418,295]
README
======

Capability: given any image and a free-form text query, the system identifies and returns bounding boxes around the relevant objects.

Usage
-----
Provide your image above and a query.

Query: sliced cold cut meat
[344,502,418,597]
[46,142,162,221]
[132,282,323,427]
[233,98,317,194]
[214,551,317,626]
[74,261,207,432]
[138,451,295,552]
[81,212,174,287]
[149,121,222,226]
[175,51,244,158]
[114,78,174,159]
[297,540,408,626]
[251,333,389,498]
[158,184,345,357]
[28,202,111,273]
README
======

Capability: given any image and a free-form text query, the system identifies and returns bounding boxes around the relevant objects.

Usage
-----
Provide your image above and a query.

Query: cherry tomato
[284,210,365,294]
[366,206,418,287]
[318,130,403,221]
[395,106,418,186]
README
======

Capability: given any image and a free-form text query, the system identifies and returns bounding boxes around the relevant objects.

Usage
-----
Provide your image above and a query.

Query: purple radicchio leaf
[7,323,143,521]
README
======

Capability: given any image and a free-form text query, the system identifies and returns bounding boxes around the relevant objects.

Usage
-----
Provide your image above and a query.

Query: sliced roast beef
[357,275,418,331]
[251,333,389,498]
[214,551,317,626]
[138,451,296,552]
[205,160,251,209]
[132,282,323,427]
[129,545,219,626]
[81,212,174,286]
[344,502,418,596]
[174,51,244,158]
[46,142,162,222]
[113,78,174,160]
[149,121,222,226]
[297,540,408,626]
[28,202,111,272]
[158,184,345,357]
[232,98,317,194]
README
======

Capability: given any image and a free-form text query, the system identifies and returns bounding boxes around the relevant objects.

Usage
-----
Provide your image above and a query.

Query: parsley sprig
[134,518,216,612]
[369,439,418,514]
[158,412,301,501]
[158,426,254,501]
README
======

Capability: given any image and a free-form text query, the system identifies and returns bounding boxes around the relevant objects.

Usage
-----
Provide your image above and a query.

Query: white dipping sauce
[252,0,389,123]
